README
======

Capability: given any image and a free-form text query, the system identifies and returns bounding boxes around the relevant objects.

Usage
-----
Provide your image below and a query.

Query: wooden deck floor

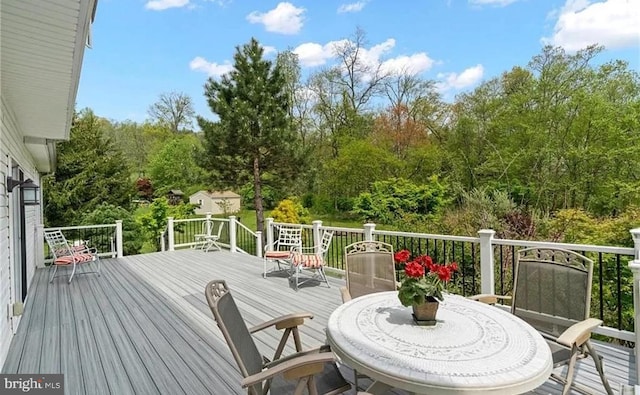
[2,249,637,394]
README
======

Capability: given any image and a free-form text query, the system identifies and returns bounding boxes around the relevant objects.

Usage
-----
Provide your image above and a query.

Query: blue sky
[76,0,640,125]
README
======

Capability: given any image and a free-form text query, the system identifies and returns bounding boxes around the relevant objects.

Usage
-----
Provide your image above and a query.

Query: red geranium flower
[395,251,459,306]
[394,249,411,263]
[404,261,425,278]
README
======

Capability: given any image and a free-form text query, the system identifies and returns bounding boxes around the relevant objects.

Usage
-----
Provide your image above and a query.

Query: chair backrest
[344,241,396,299]
[273,225,302,251]
[512,247,593,338]
[317,230,334,257]
[44,230,74,258]
[214,221,225,238]
[202,219,214,236]
[205,280,264,395]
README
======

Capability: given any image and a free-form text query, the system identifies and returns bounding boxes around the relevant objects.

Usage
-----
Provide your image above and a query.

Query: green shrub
[271,198,310,224]
[81,203,143,255]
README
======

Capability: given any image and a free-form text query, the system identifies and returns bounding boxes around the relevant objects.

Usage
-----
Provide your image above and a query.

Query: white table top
[326,291,553,394]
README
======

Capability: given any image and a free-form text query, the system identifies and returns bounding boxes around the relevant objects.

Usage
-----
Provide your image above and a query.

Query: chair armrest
[468,294,512,305]
[241,352,336,387]
[249,312,314,333]
[340,287,351,303]
[556,318,602,347]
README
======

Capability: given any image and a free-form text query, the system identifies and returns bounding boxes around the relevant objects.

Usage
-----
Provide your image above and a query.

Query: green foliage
[199,38,303,233]
[146,135,207,197]
[43,109,133,227]
[270,198,310,224]
[136,197,196,251]
[352,177,448,224]
[80,203,143,255]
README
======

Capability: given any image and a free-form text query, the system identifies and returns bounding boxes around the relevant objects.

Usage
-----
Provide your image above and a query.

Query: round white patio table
[326,291,553,395]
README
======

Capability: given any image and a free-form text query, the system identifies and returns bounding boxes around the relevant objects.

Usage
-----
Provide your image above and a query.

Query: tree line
[44,29,640,250]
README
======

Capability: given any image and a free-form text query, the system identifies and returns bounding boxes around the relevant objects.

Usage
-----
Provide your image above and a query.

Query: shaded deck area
[2,249,637,394]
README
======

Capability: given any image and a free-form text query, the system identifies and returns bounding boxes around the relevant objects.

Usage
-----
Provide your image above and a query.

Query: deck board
[1,249,637,394]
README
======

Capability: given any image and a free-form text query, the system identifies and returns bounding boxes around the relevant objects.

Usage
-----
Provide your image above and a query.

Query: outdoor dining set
[205,223,615,395]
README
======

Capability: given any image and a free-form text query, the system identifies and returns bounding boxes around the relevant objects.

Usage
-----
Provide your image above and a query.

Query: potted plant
[394,249,458,324]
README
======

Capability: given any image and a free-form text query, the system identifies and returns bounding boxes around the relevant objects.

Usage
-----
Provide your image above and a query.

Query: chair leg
[48,265,58,283]
[585,341,614,395]
[68,262,77,283]
[318,267,330,288]
[561,347,579,395]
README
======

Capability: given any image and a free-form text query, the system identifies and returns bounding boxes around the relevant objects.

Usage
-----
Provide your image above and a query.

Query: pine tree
[198,38,301,234]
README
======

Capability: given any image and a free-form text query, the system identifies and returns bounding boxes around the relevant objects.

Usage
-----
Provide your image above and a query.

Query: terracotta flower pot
[412,296,439,324]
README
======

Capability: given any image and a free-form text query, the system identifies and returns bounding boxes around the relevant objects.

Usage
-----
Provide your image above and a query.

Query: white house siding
[190,191,241,215]
[0,97,42,367]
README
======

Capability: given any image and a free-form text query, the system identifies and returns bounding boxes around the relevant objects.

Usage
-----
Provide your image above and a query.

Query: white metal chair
[263,225,303,278]
[203,221,224,252]
[44,229,100,283]
[194,218,214,250]
[289,230,334,291]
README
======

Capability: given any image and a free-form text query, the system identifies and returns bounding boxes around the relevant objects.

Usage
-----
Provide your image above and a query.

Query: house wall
[0,96,42,368]
[190,192,241,215]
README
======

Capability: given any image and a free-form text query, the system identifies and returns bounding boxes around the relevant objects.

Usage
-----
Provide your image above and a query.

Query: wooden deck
[2,249,637,394]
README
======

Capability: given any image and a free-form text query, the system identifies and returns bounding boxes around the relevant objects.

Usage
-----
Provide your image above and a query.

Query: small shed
[167,189,184,205]
[190,190,241,215]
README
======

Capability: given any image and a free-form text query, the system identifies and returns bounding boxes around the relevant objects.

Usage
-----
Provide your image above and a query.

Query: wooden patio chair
[263,225,302,278]
[340,241,397,303]
[290,230,334,291]
[471,247,614,395]
[44,229,100,283]
[205,280,351,395]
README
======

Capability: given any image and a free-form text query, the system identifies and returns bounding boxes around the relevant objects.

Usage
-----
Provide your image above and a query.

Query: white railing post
[478,229,496,295]
[629,259,640,382]
[256,231,263,258]
[35,224,45,268]
[363,223,376,241]
[229,216,237,253]
[631,228,640,259]
[115,220,123,258]
[168,217,175,251]
[265,217,274,251]
[629,228,640,381]
[312,220,323,254]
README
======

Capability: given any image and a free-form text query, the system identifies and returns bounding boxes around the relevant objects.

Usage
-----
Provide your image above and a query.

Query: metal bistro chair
[205,280,351,395]
[264,225,303,278]
[340,241,397,390]
[44,229,100,283]
[194,218,214,250]
[290,230,334,291]
[203,221,225,252]
[471,247,613,395]
[341,241,397,303]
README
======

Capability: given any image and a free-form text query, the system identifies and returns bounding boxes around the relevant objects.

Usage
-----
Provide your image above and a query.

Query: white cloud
[469,0,519,6]
[189,56,233,77]
[337,1,367,13]
[293,38,435,77]
[436,64,484,92]
[293,41,342,67]
[247,2,305,35]
[145,0,190,11]
[543,0,640,51]
[381,53,435,75]
[263,46,277,56]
